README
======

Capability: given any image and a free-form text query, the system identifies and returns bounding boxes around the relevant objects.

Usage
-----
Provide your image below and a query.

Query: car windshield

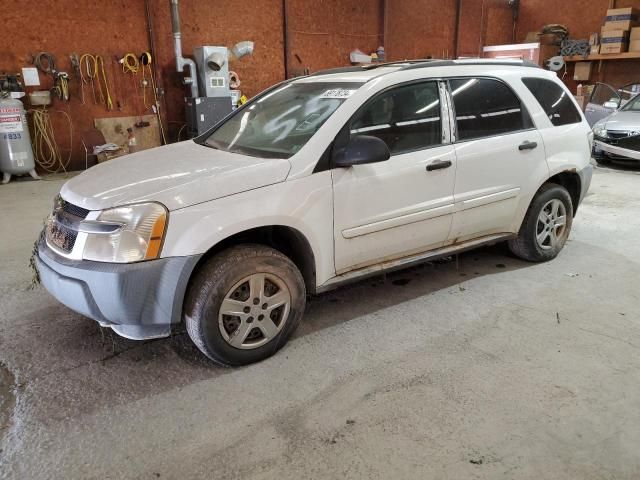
[621,94,640,111]
[204,81,364,159]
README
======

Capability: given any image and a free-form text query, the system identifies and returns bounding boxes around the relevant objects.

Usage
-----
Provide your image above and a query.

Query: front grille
[46,201,90,253]
[606,131,631,140]
[47,220,79,253]
[62,202,90,218]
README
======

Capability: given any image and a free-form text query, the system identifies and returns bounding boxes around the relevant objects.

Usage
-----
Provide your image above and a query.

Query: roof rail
[306,59,437,77]
[304,58,541,80]
[400,58,541,71]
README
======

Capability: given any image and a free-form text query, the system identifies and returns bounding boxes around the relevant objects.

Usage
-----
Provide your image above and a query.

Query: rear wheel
[184,245,306,366]
[508,183,573,262]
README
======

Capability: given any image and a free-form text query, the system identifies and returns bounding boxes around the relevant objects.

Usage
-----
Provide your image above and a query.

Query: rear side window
[522,77,582,126]
[350,81,442,155]
[449,78,533,141]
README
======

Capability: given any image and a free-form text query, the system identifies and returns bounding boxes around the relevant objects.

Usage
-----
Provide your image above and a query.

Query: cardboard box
[631,27,640,41]
[630,40,640,52]
[604,7,640,30]
[600,28,629,54]
[601,43,628,54]
[601,27,629,38]
[574,62,592,81]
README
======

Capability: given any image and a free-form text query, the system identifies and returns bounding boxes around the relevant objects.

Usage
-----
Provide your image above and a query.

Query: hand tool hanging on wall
[70,54,84,104]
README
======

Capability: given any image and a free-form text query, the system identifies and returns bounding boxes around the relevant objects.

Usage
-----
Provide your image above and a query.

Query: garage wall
[149,0,286,141]
[385,0,458,60]
[2,1,152,172]
[2,0,382,172]
[457,0,514,57]
[516,0,640,89]
[285,0,384,76]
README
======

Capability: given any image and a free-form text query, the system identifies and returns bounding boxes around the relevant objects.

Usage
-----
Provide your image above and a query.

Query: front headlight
[592,122,607,138]
[82,202,168,263]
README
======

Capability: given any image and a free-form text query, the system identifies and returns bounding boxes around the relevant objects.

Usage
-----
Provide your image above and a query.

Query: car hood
[60,141,291,211]
[603,110,640,132]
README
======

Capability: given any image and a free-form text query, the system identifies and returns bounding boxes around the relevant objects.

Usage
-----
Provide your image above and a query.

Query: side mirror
[333,135,391,168]
[603,100,620,109]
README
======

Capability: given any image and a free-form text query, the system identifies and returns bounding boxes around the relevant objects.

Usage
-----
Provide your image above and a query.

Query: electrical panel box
[193,46,231,98]
[184,96,233,137]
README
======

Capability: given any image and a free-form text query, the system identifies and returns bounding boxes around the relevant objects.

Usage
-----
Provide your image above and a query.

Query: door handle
[518,141,538,151]
[426,159,452,171]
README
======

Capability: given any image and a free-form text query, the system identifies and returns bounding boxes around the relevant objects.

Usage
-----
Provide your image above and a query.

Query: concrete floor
[1,165,639,479]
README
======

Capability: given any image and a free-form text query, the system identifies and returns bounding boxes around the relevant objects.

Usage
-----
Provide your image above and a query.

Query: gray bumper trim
[577,163,593,205]
[37,240,201,340]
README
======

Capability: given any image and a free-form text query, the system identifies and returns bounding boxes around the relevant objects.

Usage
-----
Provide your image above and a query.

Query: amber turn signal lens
[144,213,167,260]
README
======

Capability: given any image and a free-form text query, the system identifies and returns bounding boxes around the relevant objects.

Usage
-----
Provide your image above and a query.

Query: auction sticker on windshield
[320,89,357,99]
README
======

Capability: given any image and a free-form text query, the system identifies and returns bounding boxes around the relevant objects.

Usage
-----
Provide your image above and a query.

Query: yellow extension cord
[121,53,140,74]
[96,55,113,111]
[79,53,113,110]
[29,108,73,174]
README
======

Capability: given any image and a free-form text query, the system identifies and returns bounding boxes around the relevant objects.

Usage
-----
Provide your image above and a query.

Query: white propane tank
[0,95,39,184]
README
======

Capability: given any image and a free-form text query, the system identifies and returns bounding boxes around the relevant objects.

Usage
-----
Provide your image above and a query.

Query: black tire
[184,244,306,366]
[508,183,573,262]
[594,157,610,166]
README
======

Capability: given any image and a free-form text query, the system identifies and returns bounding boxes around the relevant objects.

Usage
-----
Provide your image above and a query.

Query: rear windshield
[205,82,363,159]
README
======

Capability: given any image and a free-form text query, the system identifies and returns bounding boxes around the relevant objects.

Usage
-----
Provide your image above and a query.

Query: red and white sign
[0,114,23,133]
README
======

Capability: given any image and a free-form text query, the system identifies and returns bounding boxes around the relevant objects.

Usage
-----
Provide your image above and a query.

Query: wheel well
[546,171,581,215]
[190,226,317,294]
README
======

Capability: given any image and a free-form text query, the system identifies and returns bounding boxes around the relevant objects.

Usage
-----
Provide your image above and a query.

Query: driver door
[331,81,457,274]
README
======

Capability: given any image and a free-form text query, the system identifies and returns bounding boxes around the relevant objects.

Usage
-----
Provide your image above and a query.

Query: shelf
[564,52,640,62]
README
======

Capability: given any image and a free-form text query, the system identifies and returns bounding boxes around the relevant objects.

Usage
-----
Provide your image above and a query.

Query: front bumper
[37,238,201,340]
[593,139,640,161]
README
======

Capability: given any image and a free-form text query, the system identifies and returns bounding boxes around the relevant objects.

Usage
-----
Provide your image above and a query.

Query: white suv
[37,59,593,366]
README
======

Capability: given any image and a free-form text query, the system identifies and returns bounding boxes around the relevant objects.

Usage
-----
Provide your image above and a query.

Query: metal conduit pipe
[170,0,199,98]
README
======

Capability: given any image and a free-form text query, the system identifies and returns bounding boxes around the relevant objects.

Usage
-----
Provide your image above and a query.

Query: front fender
[161,172,336,286]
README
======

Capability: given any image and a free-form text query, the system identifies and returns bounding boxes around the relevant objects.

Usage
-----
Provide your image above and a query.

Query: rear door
[446,77,547,243]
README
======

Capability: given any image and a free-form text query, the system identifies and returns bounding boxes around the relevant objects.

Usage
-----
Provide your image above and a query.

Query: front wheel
[184,245,306,366]
[508,183,573,262]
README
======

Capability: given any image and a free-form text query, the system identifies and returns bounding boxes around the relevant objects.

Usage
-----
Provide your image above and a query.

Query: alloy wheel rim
[536,199,567,251]
[218,273,291,350]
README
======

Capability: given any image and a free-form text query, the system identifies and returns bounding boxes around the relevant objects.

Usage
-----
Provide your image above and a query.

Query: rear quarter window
[522,77,582,126]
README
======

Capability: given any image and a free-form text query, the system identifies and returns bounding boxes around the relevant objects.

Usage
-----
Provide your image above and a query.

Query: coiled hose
[34,52,69,101]
[30,108,73,173]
